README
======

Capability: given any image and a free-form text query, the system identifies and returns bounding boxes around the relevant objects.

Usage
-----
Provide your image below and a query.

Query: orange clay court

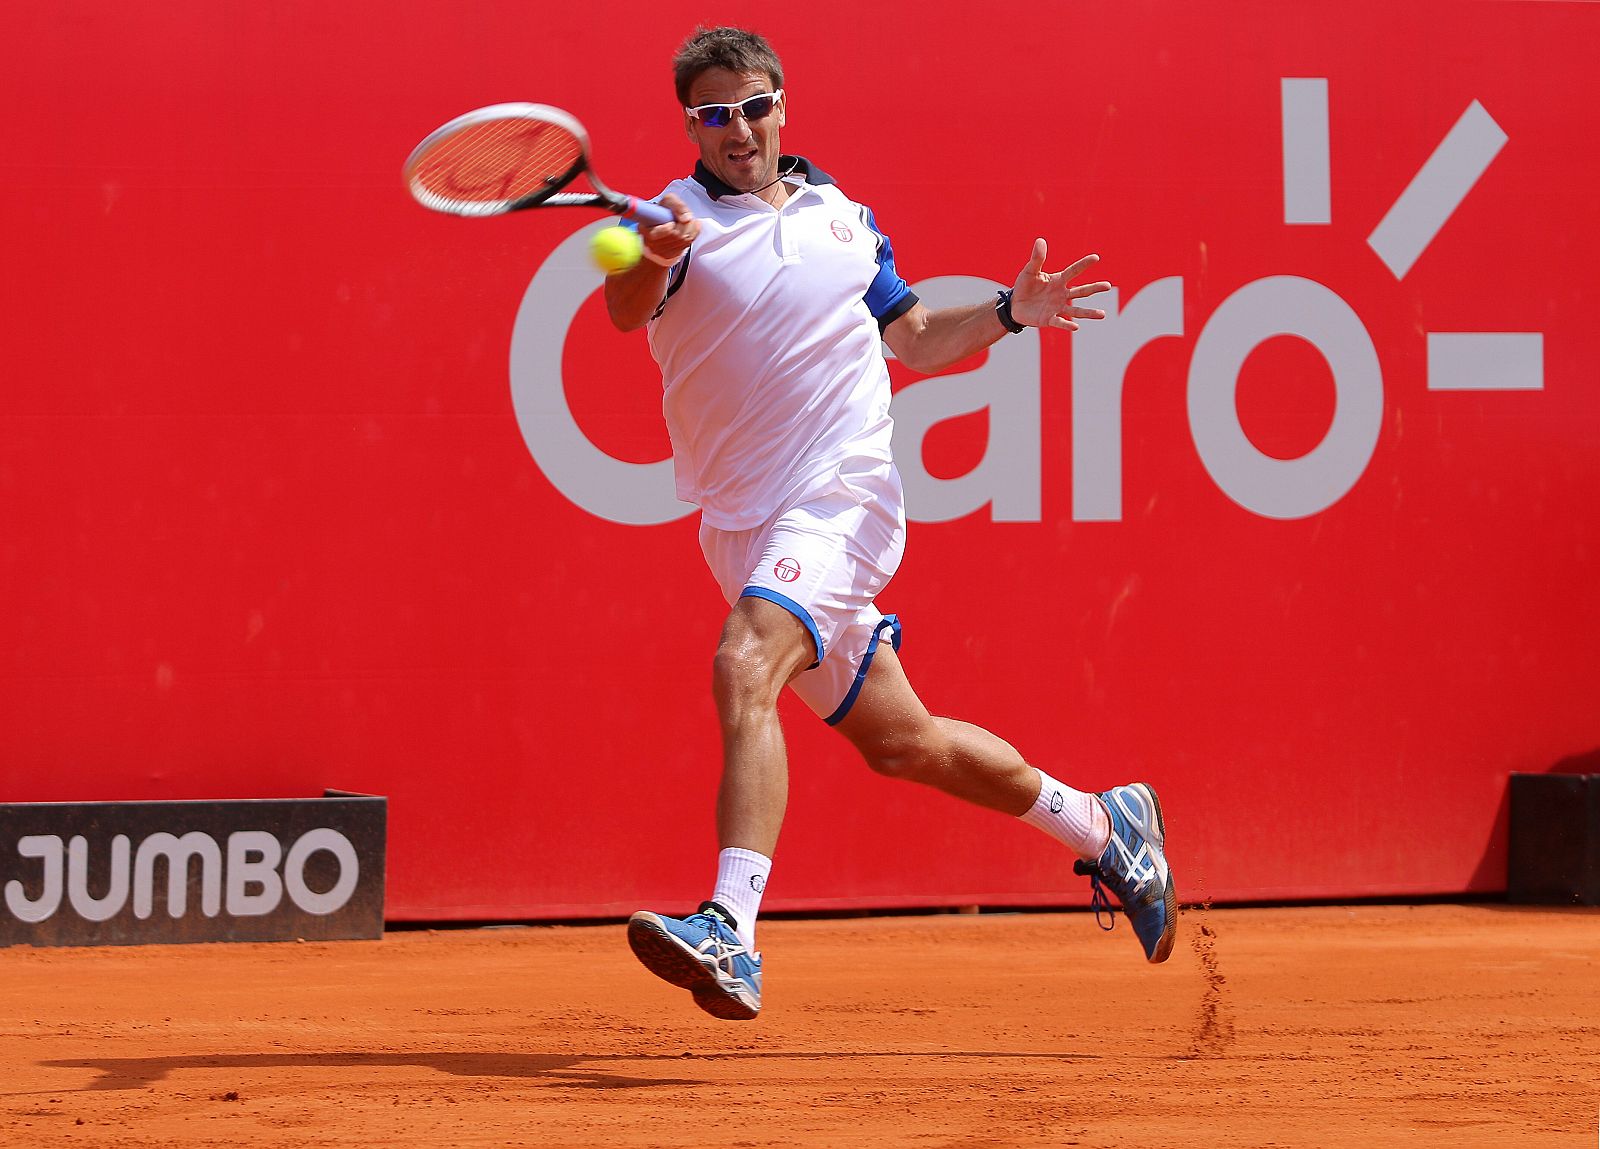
[2,903,1596,1148]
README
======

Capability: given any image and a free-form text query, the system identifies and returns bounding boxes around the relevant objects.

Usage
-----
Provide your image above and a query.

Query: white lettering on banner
[508,85,1537,524]
[1071,279,1186,523]
[69,834,130,922]
[889,275,1041,522]
[514,247,1381,525]
[509,221,690,526]
[1367,101,1506,281]
[1282,78,1332,226]
[1189,277,1383,520]
[283,828,360,916]
[227,829,283,917]
[5,836,62,924]
[133,832,223,919]
[2,829,360,924]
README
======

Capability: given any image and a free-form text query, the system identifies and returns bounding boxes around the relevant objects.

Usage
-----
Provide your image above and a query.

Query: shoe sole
[626,912,759,1021]
[1129,782,1178,964]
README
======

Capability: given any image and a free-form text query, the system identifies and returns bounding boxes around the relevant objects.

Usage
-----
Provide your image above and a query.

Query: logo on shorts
[774,557,802,583]
[750,874,766,893]
[830,220,853,243]
[1049,790,1064,814]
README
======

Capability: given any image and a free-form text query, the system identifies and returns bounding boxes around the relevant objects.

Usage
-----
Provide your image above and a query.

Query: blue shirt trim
[860,206,916,329]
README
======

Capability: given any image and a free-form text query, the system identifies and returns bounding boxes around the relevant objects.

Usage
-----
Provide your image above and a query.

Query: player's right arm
[603,193,699,332]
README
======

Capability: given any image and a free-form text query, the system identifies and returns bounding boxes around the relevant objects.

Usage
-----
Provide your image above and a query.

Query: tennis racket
[403,103,674,226]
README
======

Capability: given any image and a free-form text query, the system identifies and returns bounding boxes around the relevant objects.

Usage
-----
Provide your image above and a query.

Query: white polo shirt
[646,157,919,530]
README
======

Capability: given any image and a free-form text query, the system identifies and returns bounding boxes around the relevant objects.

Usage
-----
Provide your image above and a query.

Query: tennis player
[607,26,1176,1021]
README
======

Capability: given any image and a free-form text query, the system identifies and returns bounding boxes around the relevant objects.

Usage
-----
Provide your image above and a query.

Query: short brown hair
[672,26,784,105]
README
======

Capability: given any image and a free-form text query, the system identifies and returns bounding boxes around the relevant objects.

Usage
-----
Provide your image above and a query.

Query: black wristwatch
[994,288,1026,335]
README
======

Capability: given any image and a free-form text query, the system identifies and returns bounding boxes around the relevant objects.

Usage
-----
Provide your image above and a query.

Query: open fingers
[1043,302,1108,331]
[1057,252,1100,282]
[1022,237,1048,276]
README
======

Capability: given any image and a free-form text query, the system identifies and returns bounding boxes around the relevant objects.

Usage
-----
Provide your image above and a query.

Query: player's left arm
[882,241,1111,375]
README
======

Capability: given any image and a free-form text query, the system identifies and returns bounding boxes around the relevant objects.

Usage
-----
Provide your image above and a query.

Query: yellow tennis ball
[590,225,643,274]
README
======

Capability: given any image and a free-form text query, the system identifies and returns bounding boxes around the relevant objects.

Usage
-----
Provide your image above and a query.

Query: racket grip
[623,197,675,227]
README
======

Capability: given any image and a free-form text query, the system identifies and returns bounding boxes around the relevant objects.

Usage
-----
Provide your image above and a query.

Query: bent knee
[711,642,790,717]
[711,601,816,713]
[855,728,944,782]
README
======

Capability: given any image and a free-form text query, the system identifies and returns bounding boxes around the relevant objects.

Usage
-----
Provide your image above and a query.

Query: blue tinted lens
[694,94,776,128]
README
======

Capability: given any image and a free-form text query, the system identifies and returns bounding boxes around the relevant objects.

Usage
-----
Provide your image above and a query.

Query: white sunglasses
[684,90,784,128]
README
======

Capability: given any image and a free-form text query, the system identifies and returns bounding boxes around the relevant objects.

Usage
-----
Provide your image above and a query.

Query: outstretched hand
[1009,240,1112,331]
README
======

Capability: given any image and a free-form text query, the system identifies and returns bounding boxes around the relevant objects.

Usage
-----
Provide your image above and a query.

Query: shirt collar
[690,155,836,201]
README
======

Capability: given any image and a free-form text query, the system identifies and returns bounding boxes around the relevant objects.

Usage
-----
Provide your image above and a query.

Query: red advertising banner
[2,3,1596,918]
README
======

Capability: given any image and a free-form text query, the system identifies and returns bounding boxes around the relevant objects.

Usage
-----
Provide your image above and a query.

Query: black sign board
[1,790,386,946]
[1507,771,1600,906]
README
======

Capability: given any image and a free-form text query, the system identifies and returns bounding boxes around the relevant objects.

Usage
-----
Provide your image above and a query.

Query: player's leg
[833,642,1079,820]
[627,571,814,1020]
[708,594,815,858]
[832,643,1177,963]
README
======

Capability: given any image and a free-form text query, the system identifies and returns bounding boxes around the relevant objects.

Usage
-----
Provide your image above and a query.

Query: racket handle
[622,197,675,227]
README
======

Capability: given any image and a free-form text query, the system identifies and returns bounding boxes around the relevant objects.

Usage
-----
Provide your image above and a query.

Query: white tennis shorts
[698,458,906,725]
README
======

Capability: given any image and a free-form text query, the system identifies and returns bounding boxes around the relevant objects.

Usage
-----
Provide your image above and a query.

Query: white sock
[711,847,770,953]
[1019,769,1111,861]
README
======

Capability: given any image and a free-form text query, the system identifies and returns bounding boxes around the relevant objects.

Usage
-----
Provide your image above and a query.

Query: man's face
[684,67,785,194]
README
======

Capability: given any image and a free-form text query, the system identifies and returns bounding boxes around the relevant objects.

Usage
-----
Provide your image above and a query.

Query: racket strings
[413,118,583,208]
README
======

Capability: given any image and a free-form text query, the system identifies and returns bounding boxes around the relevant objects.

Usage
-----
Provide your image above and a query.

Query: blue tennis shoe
[1073,782,1177,963]
[627,900,763,1020]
